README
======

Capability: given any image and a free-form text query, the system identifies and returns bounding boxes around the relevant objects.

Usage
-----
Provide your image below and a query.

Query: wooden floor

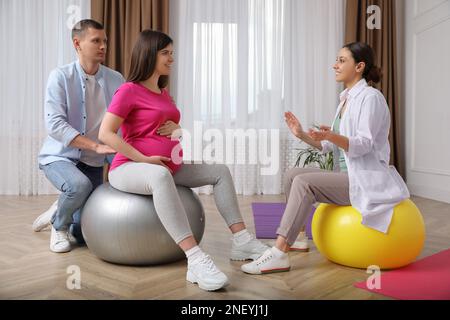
[0,193,449,300]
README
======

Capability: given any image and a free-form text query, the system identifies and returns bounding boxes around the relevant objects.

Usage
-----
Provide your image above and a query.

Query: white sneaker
[186,254,229,291]
[230,235,270,261]
[33,200,57,232]
[290,231,310,252]
[50,226,71,253]
[241,248,290,275]
[67,230,78,246]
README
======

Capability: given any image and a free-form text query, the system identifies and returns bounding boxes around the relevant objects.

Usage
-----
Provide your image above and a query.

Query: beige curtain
[345,0,405,179]
[91,0,169,78]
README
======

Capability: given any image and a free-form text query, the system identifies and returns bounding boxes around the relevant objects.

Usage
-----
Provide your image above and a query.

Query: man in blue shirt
[34,19,124,253]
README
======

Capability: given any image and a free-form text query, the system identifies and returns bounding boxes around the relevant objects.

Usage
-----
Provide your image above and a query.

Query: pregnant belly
[136,138,183,172]
[112,138,183,174]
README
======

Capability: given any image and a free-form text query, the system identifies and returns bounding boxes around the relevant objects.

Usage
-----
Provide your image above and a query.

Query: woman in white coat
[241,42,410,275]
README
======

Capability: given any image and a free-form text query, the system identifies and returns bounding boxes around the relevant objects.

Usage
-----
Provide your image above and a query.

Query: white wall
[403,0,450,203]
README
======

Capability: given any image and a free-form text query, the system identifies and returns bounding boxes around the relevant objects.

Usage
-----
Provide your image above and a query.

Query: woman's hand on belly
[141,155,173,174]
[156,121,182,139]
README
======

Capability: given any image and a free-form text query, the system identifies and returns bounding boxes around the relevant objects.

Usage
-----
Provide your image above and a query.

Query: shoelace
[198,255,218,273]
[55,230,68,242]
[256,252,274,266]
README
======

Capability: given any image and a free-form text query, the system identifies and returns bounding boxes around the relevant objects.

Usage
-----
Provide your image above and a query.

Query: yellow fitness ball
[311,199,425,269]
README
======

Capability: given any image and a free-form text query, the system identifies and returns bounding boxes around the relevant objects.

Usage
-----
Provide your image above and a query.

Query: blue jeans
[39,161,103,243]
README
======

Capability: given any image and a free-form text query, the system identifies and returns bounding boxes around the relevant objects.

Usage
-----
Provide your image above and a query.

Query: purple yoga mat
[251,203,315,239]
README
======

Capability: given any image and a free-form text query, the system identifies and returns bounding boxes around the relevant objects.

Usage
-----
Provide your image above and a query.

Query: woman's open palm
[285,112,304,138]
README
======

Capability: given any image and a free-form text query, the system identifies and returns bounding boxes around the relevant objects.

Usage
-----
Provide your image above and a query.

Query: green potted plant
[294,146,333,170]
[293,125,333,170]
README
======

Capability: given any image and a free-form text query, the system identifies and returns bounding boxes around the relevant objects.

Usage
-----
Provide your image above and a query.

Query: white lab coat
[321,79,410,233]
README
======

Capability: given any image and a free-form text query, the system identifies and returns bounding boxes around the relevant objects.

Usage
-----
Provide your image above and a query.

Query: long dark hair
[127,30,173,88]
[343,42,382,84]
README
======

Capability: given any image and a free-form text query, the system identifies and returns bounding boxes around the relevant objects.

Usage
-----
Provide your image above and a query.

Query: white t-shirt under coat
[80,74,107,167]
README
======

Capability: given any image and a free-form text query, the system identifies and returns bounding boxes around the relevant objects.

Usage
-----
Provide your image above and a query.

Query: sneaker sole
[230,255,255,261]
[241,266,291,275]
[50,240,71,253]
[289,248,310,252]
[186,271,229,291]
[261,267,291,274]
[50,246,71,253]
[230,258,251,261]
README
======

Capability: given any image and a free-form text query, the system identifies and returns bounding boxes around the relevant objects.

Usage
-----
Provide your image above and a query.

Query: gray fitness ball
[81,183,205,265]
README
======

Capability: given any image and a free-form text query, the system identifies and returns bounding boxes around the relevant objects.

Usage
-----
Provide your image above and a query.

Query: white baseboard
[407,183,450,204]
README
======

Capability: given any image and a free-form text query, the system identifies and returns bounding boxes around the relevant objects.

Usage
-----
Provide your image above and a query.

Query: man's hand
[94,143,116,155]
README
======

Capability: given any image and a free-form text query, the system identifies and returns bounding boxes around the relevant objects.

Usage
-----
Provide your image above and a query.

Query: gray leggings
[277,168,351,245]
[109,162,244,244]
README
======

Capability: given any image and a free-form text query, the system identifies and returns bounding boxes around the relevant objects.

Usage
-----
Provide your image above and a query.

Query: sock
[185,246,204,264]
[232,229,253,246]
[271,246,287,258]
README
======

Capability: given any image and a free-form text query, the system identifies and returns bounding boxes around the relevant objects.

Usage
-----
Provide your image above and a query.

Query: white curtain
[170,0,345,195]
[0,0,90,195]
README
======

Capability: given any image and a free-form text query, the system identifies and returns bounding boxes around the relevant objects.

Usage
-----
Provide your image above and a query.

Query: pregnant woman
[98,30,268,291]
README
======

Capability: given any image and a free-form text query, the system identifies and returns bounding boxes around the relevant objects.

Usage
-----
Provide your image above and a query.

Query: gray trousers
[109,162,244,244]
[277,168,351,245]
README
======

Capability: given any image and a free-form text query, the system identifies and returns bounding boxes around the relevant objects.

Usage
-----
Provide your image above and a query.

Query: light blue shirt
[38,60,124,166]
